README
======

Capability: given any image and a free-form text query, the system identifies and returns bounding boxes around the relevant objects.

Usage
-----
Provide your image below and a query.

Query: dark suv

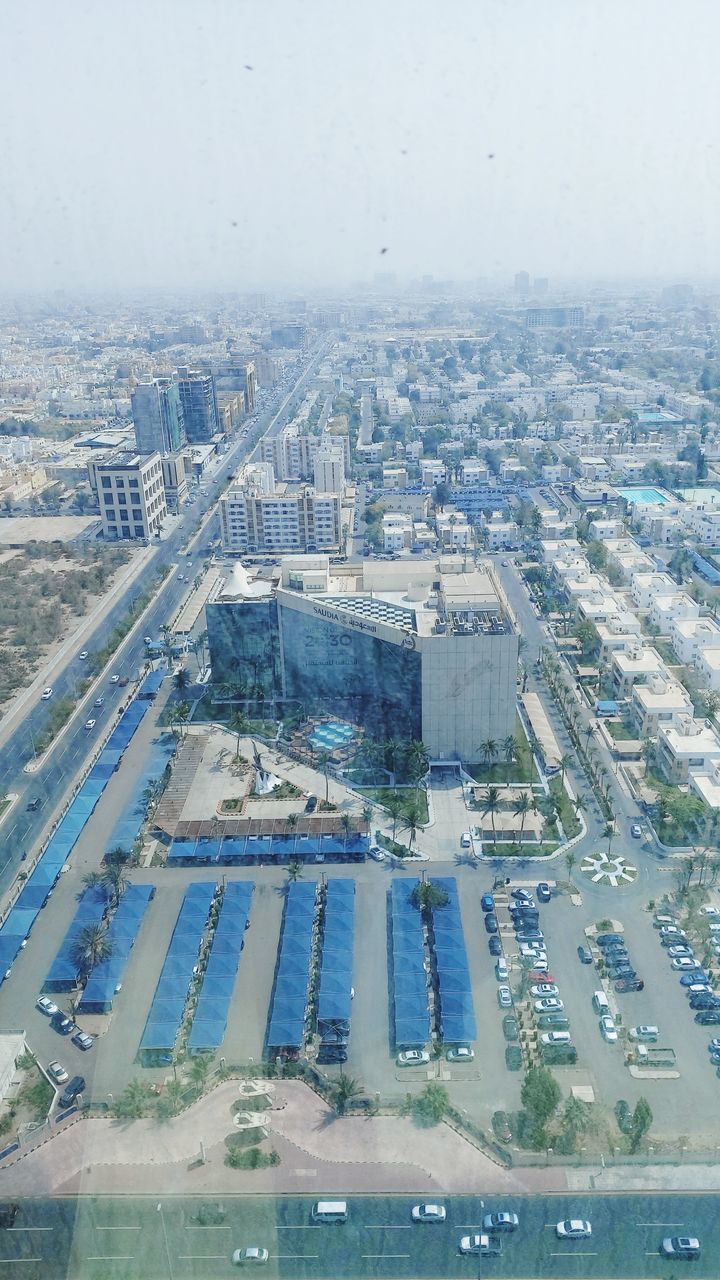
[59,1076,86,1108]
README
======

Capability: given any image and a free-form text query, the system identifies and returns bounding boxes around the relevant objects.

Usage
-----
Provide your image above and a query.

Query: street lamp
[157,1203,175,1280]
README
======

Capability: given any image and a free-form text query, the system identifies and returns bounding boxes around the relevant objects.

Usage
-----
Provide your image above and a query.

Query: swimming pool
[309,720,356,751]
[616,487,671,506]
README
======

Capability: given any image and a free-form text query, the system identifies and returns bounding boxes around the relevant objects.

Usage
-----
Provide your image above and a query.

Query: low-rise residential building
[658,715,720,783]
[611,644,668,696]
[630,571,678,610]
[436,510,471,550]
[421,460,446,486]
[483,518,519,550]
[648,592,700,633]
[382,511,413,552]
[695,646,720,692]
[631,673,694,738]
[669,616,720,665]
[382,465,408,489]
[541,539,582,565]
[589,517,624,540]
[688,760,720,809]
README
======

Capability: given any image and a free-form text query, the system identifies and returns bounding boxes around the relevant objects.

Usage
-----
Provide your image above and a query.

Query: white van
[312,1201,348,1223]
[592,990,610,1014]
[495,958,509,982]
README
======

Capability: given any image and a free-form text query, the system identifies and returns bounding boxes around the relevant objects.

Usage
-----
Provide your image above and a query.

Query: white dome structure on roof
[221,561,273,600]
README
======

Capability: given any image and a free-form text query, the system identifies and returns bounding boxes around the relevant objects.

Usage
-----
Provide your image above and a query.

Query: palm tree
[481,738,498,767]
[105,844,130,867]
[559,752,573,787]
[410,875,450,912]
[189,1055,213,1094]
[604,820,615,857]
[361,803,373,829]
[157,1078,186,1120]
[481,785,501,845]
[287,860,303,882]
[102,863,127,908]
[174,700,190,740]
[513,792,531,845]
[402,796,425,852]
[383,792,405,842]
[228,709,249,759]
[317,749,331,803]
[71,923,112,984]
[81,870,106,895]
[333,1072,363,1115]
[115,1078,151,1119]
[502,735,516,765]
[565,851,577,879]
[173,667,190,692]
[340,811,353,850]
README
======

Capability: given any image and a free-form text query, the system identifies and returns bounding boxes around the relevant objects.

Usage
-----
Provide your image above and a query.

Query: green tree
[521,1066,561,1124]
[513,792,531,844]
[481,738,498,766]
[383,792,405,842]
[629,1096,653,1153]
[412,1082,449,1125]
[410,877,450,912]
[115,1078,151,1119]
[565,850,577,879]
[317,749,332,803]
[333,1072,363,1115]
[70,923,112,984]
[503,734,517,765]
[156,1078,186,1120]
[340,811,353,852]
[173,667,190,692]
[481,785,501,845]
[401,796,425,852]
[228,709,249,759]
[558,752,573,786]
[102,862,128,907]
[287,860,303,883]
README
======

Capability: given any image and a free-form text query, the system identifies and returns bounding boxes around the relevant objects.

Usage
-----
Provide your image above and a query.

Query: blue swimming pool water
[616,486,671,506]
[309,721,356,750]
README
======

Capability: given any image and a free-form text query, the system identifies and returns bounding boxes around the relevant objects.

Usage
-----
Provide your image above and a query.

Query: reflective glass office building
[206,557,518,761]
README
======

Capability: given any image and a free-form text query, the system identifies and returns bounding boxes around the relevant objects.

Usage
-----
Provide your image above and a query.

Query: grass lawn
[548,776,581,839]
[467,714,535,784]
[605,719,636,741]
[359,786,429,824]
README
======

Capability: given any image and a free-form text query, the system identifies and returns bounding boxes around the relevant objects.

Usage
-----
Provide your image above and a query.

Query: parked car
[446,1046,474,1063]
[232,1247,269,1265]
[630,823,642,838]
[459,1234,501,1256]
[536,882,552,902]
[488,936,502,957]
[495,958,509,982]
[484,913,498,934]
[460,832,471,848]
[505,1044,523,1070]
[615,977,644,993]
[317,1047,349,1065]
[696,1010,720,1025]
[530,983,558,997]
[511,888,534,902]
[597,934,624,947]
[492,1111,512,1143]
[59,1075,86,1108]
[600,1014,618,1042]
[368,845,385,862]
[666,944,694,956]
[305,795,318,813]
[556,1220,592,1239]
[481,893,495,913]
[629,1026,659,1042]
[397,1050,430,1067]
[672,957,699,970]
[71,1031,93,1051]
[538,1013,570,1031]
[47,1061,68,1084]
[535,997,563,1012]
[502,1015,519,1041]
[411,1204,446,1223]
[541,1032,572,1046]
[497,985,513,1008]
[577,943,593,965]
[51,1012,73,1035]
[36,996,59,1017]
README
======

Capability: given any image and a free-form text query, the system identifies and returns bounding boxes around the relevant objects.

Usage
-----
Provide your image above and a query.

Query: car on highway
[534,997,563,1012]
[556,1220,592,1239]
[492,1110,512,1142]
[41,687,53,700]
[71,1031,94,1051]
[600,1014,618,1042]
[94,696,104,708]
[109,674,120,683]
[660,1236,701,1259]
[630,823,642,837]
[118,675,129,686]
[488,936,502,957]
[446,1046,474,1063]
[484,913,498,934]
[78,651,88,660]
[411,1204,446,1223]
[530,983,558,997]
[577,945,593,964]
[36,996,59,1017]
[497,985,513,1008]
[84,719,96,731]
[458,1234,501,1257]
[232,1247,269,1265]
[397,1049,430,1067]
[46,1061,68,1085]
[482,1212,519,1232]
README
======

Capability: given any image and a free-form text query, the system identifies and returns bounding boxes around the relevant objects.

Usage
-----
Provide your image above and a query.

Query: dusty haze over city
[1,0,719,294]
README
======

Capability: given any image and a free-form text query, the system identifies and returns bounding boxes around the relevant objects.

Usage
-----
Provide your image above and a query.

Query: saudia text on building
[311,603,378,636]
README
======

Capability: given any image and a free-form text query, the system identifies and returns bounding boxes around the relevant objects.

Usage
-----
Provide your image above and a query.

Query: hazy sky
[1,0,719,293]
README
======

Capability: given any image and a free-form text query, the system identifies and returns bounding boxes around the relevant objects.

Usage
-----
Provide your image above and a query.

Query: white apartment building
[542,540,582,567]
[631,673,693,737]
[669,616,720,665]
[648,592,700,633]
[695,646,720,692]
[658,715,720,783]
[92,451,166,541]
[460,463,490,486]
[589,518,624,540]
[382,465,409,489]
[382,512,413,552]
[630,571,678,610]
[422,460,446,487]
[220,471,341,555]
[436,510,471,550]
[611,644,667,696]
[679,505,720,543]
[483,519,519,551]
[313,444,345,495]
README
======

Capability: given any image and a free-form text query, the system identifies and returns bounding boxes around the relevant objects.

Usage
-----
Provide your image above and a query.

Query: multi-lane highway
[1,1193,719,1278]
[0,343,329,894]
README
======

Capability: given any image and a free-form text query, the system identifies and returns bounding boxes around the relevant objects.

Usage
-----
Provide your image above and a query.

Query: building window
[101,476,111,488]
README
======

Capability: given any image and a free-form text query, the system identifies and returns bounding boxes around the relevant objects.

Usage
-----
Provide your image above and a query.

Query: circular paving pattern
[580,852,638,887]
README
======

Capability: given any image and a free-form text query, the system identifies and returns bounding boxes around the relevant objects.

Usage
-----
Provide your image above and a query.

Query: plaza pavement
[5,1080,720,1200]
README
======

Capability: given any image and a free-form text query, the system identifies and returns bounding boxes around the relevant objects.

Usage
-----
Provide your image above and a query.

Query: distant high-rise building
[525,306,584,329]
[514,271,530,294]
[131,378,185,455]
[533,277,549,295]
[174,368,219,443]
[270,323,307,349]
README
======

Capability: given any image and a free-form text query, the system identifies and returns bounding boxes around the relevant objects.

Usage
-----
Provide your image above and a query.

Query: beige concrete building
[90,451,166,541]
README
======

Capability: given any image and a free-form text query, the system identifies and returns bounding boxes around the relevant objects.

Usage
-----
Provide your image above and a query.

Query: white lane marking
[637,1221,684,1227]
[178,1256,226,1261]
[96,1226,143,1231]
[549,1251,597,1257]
[7,1227,54,1232]
[275,1225,320,1230]
[85,1257,134,1262]
[270,1255,319,1261]
[364,1224,413,1229]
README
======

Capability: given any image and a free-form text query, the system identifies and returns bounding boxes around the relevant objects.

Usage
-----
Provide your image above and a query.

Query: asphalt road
[0,343,330,895]
[2,1193,719,1278]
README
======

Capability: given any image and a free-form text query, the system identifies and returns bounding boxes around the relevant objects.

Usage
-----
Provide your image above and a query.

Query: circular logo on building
[401,633,417,650]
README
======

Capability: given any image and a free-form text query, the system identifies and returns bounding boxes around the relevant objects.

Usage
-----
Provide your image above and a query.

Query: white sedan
[36,996,59,1017]
[397,1049,430,1067]
[530,983,558,998]
[41,687,53,700]
[556,1219,592,1239]
[497,985,513,1008]
[599,1015,618,1042]
[84,719,96,731]
[446,1046,474,1063]
[411,1204,446,1223]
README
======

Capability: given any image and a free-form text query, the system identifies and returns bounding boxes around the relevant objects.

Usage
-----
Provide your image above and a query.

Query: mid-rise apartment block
[92,452,167,541]
[131,378,185,455]
[220,464,341,554]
